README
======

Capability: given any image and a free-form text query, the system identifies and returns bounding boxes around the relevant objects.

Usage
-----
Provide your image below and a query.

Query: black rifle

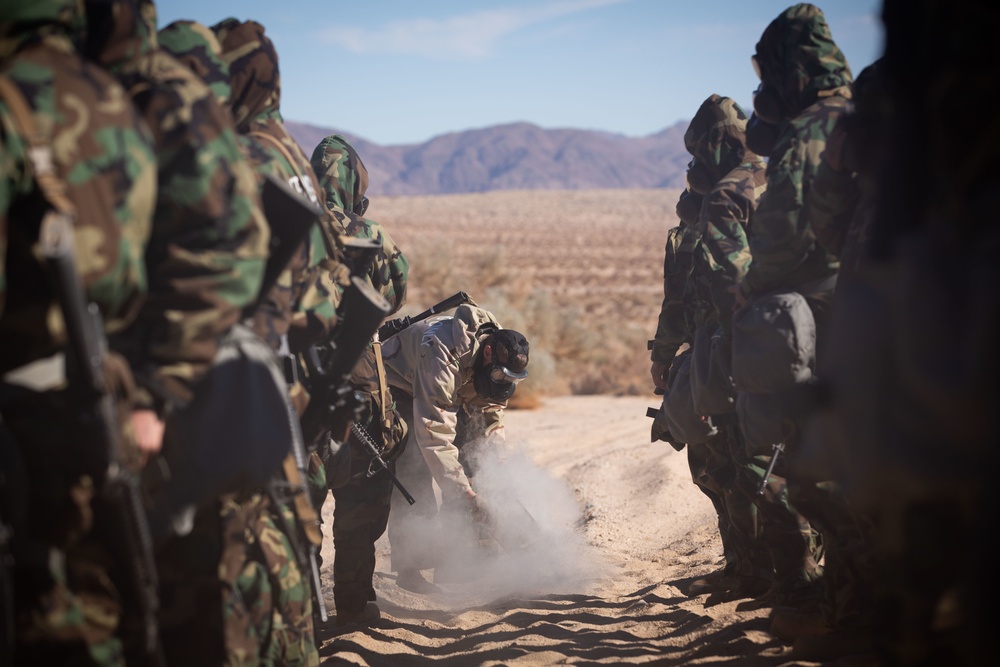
[246,174,324,317]
[350,422,415,505]
[377,291,476,341]
[299,239,388,448]
[756,442,786,496]
[39,213,164,665]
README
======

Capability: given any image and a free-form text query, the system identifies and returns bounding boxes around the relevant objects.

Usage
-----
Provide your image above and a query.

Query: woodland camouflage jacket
[0,0,155,373]
[86,0,269,409]
[210,17,339,353]
[745,3,852,294]
[684,95,767,331]
[310,133,409,317]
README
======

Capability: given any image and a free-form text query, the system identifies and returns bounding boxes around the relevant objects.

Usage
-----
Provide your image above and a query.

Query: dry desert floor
[315,395,826,666]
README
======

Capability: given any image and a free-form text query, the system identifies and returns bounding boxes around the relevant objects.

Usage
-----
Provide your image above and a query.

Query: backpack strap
[249,128,342,259]
[371,340,391,435]
[0,75,76,217]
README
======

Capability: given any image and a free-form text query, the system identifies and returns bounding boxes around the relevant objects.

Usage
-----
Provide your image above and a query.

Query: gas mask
[675,189,703,226]
[753,86,784,125]
[686,159,714,196]
[746,111,780,157]
[354,195,369,217]
[472,329,529,402]
[473,360,527,402]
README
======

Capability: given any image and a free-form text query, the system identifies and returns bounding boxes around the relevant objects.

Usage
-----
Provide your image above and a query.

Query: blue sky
[156,0,884,146]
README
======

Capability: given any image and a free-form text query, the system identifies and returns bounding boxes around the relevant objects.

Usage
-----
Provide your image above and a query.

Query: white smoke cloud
[381,429,606,607]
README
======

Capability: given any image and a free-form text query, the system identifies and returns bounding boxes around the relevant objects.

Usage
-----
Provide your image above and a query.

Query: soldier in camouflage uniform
[383,307,528,593]
[737,4,878,659]
[308,133,409,626]
[81,2,273,664]
[649,190,753,594]
[161,17,333,665]
[212,17,346,666]
[681,94,825,604]
[0,1,156,663]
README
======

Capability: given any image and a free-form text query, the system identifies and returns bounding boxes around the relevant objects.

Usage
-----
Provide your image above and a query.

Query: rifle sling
[372,340,392,435]
[280,453,323,546]
[249,129,342,260]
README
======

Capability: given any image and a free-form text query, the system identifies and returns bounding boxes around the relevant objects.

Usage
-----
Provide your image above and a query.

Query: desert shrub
[374,188,677,402]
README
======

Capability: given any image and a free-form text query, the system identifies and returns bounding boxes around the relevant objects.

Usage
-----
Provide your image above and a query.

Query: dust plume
[390,430,606,607]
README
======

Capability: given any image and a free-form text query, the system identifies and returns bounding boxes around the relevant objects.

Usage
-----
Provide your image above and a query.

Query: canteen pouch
[143,324,295,539]
[736,389,798,457]
[663,348,718,445]
[690,324,736,417]
[732,290,816,393]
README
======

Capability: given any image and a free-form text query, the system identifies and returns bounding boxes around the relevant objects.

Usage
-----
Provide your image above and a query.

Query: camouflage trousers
[2,391,124,667]
[156,493,319,667]
[219,493,320,667]
[12,532,125,667]
[687,425,773,583]
[737,451,824,596]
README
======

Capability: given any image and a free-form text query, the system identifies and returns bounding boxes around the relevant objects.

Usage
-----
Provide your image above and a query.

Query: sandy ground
[314,395,822,666]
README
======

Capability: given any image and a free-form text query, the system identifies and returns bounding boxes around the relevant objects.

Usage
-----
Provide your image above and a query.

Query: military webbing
[0,76,77,217]
[371,340,392,437]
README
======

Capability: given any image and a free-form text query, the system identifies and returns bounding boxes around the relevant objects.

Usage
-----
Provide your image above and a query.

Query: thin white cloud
[319,0,631,60]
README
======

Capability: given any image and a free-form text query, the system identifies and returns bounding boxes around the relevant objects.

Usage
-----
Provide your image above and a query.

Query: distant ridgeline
[286,119,689,197]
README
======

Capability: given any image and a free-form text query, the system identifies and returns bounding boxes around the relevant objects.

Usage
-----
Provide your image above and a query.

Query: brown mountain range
[286,120,690,196]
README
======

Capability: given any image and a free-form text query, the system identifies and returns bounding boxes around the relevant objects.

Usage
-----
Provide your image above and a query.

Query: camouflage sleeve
[650,225,694,364]
[696,186,753,329]
[0,46,155,364]
[121,59,268,406]
[337,213,409,316]
[745,104,844,294]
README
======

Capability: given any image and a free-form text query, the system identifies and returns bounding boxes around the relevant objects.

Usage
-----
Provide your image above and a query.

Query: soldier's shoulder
[790,95,850,135]
[715,160,767,199]
[136,49,239,144]
[242,131,294,181]
[1,41,153,162]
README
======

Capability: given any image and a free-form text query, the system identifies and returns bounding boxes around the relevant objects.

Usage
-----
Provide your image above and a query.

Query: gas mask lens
[490,364,527,385]
[355,195,369,217]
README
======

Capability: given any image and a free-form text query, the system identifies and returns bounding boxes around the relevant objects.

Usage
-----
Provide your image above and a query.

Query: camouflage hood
[683,94,751,185]
[158,19,230,106]
[0,0,83,61]
[212,18,280,132]
[754,3,852,118]
[310,134,369,214]
[82,0,157,73]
